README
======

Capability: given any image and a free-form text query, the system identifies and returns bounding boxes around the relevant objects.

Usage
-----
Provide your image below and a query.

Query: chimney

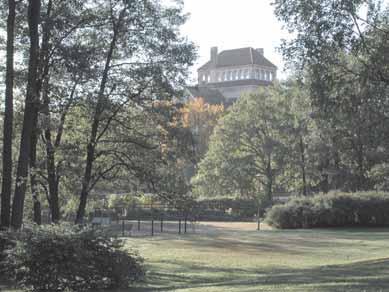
[211,46,218,66]
[256,48,264,55]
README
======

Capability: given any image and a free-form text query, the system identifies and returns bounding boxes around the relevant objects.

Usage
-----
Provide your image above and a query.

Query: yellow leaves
[180,97,224,129]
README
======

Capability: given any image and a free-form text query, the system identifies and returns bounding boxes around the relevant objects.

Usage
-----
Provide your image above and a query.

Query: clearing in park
[126,222,388,291]
[2,222,389,292]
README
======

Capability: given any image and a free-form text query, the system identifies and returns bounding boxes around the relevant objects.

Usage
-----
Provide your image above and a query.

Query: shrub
[0,231,16,275]
[265,191,389,229]
[3,224,145,292]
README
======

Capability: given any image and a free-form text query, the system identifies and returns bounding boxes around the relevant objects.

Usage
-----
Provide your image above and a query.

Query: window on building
[244,69,249,79]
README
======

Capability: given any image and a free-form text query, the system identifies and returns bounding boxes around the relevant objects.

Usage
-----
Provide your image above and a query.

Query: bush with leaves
[3,224,145,291]
[265,192,389,229]
[0,231,16,275]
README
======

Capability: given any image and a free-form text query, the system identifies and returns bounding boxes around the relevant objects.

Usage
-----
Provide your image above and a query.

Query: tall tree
[273,0,389,192]
[74,0,195,223]
[193,86,293,208]
[0,0,16,229]
[37,0,96,223]
[11,0,41,229]
[29,0,52,224]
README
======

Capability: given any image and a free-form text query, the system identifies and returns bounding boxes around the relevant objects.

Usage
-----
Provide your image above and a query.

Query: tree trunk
[75,20,120,224]
[1,0,16,229]
[299,135,308,196]
[265,157,273,206]
[44,122,60,222]
[36,0,61,223]
[266,178,273,205]
[43,79,77,224]
[30,111,41,225]
[11,0,41,230]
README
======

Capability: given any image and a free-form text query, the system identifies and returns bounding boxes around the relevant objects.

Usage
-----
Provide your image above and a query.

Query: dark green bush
[0,231,16,274]
[3,224,145,291]
[265,191,389,229]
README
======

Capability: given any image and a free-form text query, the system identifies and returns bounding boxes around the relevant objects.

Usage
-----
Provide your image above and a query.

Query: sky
[180,0,292,83]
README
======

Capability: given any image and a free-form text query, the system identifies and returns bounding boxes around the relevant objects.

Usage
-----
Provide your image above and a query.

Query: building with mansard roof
[187,47,277,105]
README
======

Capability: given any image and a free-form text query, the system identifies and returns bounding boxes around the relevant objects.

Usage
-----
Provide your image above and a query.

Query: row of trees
[193,0,389,210]
[0,0,196,229]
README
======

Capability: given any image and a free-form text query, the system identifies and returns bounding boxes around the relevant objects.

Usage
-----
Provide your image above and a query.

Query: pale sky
[180,0,291,83]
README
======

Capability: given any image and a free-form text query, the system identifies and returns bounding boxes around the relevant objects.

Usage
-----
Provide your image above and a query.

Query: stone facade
[187,47,277,104]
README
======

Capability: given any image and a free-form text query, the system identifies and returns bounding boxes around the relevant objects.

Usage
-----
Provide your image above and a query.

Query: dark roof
[198,47,277,71]
[186,86,226,105]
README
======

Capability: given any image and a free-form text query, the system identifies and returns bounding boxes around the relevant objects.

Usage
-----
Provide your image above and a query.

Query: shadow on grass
[124,257,389,292]
[3,255,389,292]
[128,227,389,258]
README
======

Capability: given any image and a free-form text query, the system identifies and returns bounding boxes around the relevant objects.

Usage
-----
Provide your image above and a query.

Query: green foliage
[107,193,139,210]
[0,232,16,274]
[195,198,258,220]
[193,84,296,206]
[273,0,389,193]
[265,192,389,229]
[2,224,145,291]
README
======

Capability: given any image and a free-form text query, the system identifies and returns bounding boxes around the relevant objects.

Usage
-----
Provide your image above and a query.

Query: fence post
[122,220,125,237]
[151,218,154,236]
[160,217,163,233]
[178,219,181,234]
[184,216,187,234]
[138,219,140,231]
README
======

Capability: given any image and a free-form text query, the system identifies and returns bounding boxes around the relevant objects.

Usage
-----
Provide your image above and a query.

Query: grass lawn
[127,222,389,292]
[3,222,389,291]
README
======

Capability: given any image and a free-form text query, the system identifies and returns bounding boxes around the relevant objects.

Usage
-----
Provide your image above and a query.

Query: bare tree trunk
[1,0,16,229]
[75,19,120,224]
[266,157,273,206]
[11,0,41,230]
[44,124,60,222]
[30,119,41,225]
[299,135,308,196]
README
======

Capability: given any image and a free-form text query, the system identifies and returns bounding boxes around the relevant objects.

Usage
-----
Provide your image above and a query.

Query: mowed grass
[2,222,389,292]
[126,222,389,292]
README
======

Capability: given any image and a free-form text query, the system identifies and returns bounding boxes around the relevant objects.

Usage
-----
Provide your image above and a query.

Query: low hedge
[2,224,145,291]
[265,191,389,229]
